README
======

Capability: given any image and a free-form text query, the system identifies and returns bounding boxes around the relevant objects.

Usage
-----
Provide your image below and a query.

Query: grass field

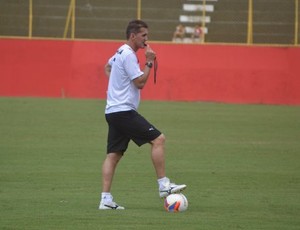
[0,97,299,230]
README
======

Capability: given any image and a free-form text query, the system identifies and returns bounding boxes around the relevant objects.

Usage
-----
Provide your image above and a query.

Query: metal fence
[0,0,299,45]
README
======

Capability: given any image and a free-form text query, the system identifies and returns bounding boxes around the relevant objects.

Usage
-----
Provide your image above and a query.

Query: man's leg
[99,152,125,210]
[102,152,123,192]
[150,134,166,179]
[151,134,187,198]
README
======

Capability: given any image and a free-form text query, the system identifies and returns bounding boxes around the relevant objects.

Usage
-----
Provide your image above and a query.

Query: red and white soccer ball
[164,193,188,212]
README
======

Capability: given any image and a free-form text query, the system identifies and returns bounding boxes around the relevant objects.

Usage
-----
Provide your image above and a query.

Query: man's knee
[107,152,123,164]
[152,134,165,146]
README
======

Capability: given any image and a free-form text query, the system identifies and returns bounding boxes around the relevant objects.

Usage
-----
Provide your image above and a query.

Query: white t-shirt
[105,44,144,114]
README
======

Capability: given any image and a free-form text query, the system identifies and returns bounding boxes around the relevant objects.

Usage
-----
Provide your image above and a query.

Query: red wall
[0,38,299,105]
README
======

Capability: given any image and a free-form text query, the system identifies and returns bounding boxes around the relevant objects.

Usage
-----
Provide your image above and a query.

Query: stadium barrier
[0,38,299,105]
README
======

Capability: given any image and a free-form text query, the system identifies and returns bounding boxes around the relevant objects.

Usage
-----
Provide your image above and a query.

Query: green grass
[0,97,299,230]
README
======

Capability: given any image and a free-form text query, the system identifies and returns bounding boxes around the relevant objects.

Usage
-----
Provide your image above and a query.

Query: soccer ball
[164,193,188,212]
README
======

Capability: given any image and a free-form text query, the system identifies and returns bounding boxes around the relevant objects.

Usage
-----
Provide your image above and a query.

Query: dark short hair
[126,20,148,39]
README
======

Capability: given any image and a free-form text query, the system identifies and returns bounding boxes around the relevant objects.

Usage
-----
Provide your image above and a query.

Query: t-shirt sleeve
[124,53,144,80]
[108,55,115,66]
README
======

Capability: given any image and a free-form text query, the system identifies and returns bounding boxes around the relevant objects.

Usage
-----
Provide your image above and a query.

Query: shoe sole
[99,207,125,210]
[160,184,187,198]
[99,204,125,210]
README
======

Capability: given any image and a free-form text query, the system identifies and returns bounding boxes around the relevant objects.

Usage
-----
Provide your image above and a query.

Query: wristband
[145,62,153,68]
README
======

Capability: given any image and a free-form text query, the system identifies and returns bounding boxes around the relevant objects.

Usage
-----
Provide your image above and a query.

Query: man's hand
[145,45,156,62]
[104,63,111,78]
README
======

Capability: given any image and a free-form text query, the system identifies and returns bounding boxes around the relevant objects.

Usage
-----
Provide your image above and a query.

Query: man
[99,20,186,210]
[172,24,185,42]
[191,24,204,43]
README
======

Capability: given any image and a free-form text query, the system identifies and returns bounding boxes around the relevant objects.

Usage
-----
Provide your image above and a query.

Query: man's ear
[130,33,136,40]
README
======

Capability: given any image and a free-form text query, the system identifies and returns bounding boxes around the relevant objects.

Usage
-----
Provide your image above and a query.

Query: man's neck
[126,41,138,52]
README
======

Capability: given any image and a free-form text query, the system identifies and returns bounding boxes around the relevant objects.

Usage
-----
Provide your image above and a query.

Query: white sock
[157,177,170,189]
[101,192,113,202]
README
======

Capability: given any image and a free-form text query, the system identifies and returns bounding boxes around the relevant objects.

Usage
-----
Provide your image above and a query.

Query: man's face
[132,27,149,49]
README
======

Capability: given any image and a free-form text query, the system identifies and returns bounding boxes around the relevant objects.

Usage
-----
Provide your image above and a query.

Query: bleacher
[207,0,295,44]
[0,0,297,44]
[176,0,217,43]
[0,0,31,37]
[252,0,295,44]
[206,0,248,43]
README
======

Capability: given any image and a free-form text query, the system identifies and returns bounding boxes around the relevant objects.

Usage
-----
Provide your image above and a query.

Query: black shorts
[105,110,162,154]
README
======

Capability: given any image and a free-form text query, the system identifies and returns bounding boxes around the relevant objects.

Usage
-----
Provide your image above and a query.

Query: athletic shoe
[159,182,187,198]
[99,201,125,210]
